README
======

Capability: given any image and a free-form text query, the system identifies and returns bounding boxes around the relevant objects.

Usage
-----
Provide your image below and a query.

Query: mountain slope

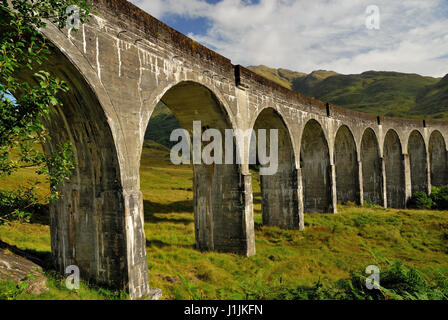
[413,74,448,119]
[294,71,441,118]
[247,65,306,89]
[250,66,446,120]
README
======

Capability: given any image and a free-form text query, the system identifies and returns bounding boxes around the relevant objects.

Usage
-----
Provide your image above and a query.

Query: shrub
[0,186,40,224]
[431,186,448,210]
[408,191,434,209]
[241,262,448,300]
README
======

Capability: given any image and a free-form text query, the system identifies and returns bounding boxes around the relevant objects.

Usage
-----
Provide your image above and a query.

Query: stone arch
[408,131,428,194]
[361,128,383,205]
[14,39,130,291]
[429,130,448,187]
[300,119,331,212]
[334,125,359,204]
[251,108,299,229]
[384,130,406,208]
[144,81,254,255]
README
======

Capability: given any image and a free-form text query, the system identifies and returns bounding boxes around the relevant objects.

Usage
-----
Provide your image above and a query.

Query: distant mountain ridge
[248,65,448,120]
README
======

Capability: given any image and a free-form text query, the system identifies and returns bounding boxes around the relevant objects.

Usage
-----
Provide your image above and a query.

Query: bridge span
[26,0,448,298]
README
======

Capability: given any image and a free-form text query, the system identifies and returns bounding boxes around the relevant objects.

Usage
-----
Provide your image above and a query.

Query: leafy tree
[0,0,90,224]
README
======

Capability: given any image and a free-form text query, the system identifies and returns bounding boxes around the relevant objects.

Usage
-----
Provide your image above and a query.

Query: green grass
[1,142,448,300]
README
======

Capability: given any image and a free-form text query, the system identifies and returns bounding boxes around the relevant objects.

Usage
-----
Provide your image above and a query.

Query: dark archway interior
[408,131,428,194]
[429,131,448,187]
[334,126,359,204]
[384,130,405,208]
[251,108,298,229]
[146,82,246,254]
[300,120,331,213]
[361,128,383,205]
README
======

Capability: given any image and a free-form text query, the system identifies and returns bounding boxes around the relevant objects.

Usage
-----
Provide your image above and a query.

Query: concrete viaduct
[28,0,448,299]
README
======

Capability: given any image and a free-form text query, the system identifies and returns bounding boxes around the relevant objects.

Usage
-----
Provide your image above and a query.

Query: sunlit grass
[1,141,447,300]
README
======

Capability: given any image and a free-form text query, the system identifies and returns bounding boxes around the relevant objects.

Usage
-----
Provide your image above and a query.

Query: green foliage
[431,185,448,210]
[243,262,448,300]
[0,186,40,224]
[0,0,89,222]
[0,279,29,300]
[339,262,448,300]
[408,191,434,210]
[407,186,448,210]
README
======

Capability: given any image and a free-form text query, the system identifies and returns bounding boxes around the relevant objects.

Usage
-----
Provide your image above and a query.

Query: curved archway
[251,108,299,229]
[384,130,405,208]
[361,128,383,205]
[408,131,428,194]
[300,120,331,213]
[429,131,448,187]
[334,126,359,204]
[143,81,252,255]
[14,43,128,289]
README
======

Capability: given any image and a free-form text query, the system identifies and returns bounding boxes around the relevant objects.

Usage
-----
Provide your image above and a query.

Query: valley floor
[1,143,447,300]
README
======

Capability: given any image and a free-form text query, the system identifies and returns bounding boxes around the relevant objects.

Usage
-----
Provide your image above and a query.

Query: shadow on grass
[143,200,194,225]
[30,205,50,226]
[143,199,193,214]
[253,193,262,205]
[146,239,195,249]
[0,240,52,270]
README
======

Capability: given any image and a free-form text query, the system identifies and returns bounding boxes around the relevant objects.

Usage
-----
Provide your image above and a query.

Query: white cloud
[130,0,448,77]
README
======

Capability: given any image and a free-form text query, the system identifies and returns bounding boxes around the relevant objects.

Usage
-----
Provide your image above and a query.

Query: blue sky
[131,0,448,77]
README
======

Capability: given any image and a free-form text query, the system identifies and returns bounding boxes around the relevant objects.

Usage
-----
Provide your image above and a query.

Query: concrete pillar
[330,164,338,213]
[380,158,388,208]
[404,154,413,206]
[124,190,151,299]
[358,160,364,205]
[426,151,432,195]
[242,173,256,257]
[297,168,305,231]
[194,165,255,256]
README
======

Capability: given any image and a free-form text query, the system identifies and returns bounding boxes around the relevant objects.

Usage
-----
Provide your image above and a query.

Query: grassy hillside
[145,103,182,148]
[291,70,339,95]
[296,71,441,118]
[1,141,448,300]
[247,65,306,89]
[249,65,447,120]
[414,74,448,119]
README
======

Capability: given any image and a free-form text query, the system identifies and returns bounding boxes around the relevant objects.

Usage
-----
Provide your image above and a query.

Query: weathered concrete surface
[0,249,48,295]
[10,0,446,299]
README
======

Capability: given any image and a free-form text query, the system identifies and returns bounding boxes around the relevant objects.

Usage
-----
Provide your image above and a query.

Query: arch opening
[300,120,331,213]
[334,126,359,204]
[429,131,448,187]
[361,128,383,205]
[143,81,250,254]
[384,130,405,208]
[250,108,299,229]
[408,131,428,194]
[9,45,127,288]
